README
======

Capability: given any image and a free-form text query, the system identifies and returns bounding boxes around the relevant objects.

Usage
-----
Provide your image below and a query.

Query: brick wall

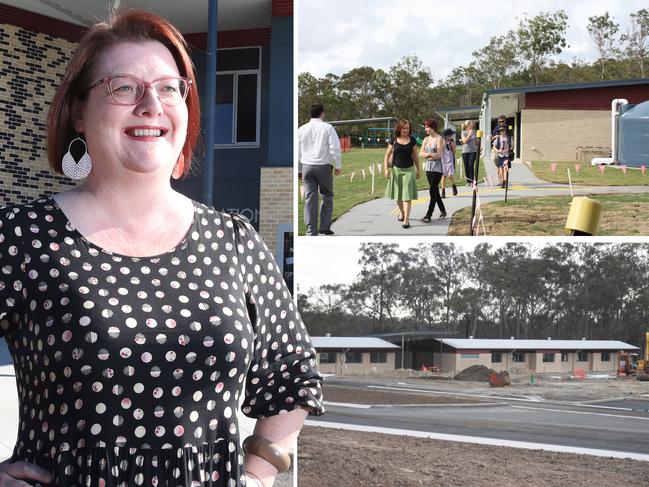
[0,21,294,259]
[259,166,293,256]
[0,23,79,206]
[520,109,611,162]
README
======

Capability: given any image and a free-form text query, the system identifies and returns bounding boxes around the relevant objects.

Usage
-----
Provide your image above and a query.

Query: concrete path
[331,160,649,236]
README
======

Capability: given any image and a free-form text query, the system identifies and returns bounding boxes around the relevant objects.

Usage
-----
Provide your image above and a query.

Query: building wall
[259,167,292,255]
[316,351,395,374]
[520,109,610,162]
[0,22,79,207]
[532,352,564,373]
[525,84,649,110]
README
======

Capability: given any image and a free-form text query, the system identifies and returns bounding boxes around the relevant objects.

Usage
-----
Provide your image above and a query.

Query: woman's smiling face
[74,41,188,178]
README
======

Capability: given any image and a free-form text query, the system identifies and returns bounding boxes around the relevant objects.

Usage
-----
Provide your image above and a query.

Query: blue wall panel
[266,16,293,167]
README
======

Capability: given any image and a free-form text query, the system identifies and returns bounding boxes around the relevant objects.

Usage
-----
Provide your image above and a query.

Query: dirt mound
[455,365,497,382]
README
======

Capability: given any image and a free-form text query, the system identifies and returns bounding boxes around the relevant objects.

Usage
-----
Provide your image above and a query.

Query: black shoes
[441,188,446,198]
[439,212,447,219]
[319,229,335,235]
[421,216,431,223]
[452,184,458,196]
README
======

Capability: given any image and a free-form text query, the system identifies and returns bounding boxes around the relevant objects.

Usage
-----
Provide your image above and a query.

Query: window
[542,353,555,363]
[600,351,611,362]
[512,351,526,363]
[561,352,568,362]
[215,47,261,146]
[491,352,502,363]
[460,353,479,359]
[344,351,363,364]
[319,352,335,364]
[577,351,588,362]
[370,351,387,363]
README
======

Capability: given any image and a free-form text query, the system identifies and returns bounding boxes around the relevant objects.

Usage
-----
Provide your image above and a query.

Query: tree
[385,55,435,124]
[621,9,649,77]
[587,12,620,80]
[517,10,569,85]
[353,243,403,332]
[471,31,520,89]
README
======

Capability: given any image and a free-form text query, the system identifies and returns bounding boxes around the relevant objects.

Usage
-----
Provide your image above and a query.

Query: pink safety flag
[642,165,646,175]
[621,165,627,175]
[574,164,580,173]
[598,164,606,174]
[550,163,557,173]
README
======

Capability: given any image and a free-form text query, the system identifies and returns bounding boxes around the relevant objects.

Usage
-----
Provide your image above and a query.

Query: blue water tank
[618,100,649,167]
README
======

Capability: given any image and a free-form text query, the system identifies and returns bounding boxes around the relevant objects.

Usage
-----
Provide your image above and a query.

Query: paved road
[331,159,649,235]
[313,380,649,457]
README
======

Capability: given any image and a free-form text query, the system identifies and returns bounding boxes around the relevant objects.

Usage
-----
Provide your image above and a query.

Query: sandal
[398,215,404,222]
[421,216,431,223]
[402,222,410,229]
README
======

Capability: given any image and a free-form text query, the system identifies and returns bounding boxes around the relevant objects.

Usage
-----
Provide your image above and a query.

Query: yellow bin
[565,196,602,235]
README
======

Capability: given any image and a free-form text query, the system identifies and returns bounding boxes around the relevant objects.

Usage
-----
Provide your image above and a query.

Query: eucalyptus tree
[587,12,620,80]
[621,9,649,77]
[516,10,569,85]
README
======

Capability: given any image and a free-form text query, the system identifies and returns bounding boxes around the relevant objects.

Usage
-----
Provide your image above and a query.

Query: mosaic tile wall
[0,23,78,207]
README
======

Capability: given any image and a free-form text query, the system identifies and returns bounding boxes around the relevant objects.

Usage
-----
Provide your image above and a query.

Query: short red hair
[47,10,200,178]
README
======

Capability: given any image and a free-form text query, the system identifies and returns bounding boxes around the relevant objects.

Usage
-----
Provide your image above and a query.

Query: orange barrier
[340,135,352,152]
[572,368,586,380]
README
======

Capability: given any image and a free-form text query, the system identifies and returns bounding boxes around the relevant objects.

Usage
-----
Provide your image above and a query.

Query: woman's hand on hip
[0,460,53,486]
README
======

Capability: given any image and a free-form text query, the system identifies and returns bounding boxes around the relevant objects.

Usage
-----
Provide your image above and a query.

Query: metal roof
[486,78,649,96]
[436,105,480,114]
[311,336,400,350]
[0,0,272,32]
[435,339,639,351]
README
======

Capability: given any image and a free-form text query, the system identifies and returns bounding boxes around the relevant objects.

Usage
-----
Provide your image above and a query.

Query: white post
[371,164,375,195]
[567,169,574,197]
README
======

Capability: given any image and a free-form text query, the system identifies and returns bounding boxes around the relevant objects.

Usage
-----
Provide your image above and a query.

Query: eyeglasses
[84,76,192,106]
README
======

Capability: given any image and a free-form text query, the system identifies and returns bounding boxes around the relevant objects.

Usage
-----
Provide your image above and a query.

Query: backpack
[495,135,515,160]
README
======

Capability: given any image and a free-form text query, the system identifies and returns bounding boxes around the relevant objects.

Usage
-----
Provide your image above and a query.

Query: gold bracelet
[243,435,291,473]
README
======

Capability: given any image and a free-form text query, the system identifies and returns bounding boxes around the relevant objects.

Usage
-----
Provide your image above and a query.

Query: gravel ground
[297,427,649,487]
[295,378,649,486]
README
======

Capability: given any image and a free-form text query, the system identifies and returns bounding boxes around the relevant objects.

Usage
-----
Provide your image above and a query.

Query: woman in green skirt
[383,119,421,228]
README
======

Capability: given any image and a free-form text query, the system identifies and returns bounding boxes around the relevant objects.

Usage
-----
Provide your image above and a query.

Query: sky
[297,0,648,80]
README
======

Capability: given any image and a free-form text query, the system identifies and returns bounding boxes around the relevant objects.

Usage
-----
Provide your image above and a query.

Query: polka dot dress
[0,199,324,487]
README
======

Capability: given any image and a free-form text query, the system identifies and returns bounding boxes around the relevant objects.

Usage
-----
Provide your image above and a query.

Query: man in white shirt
[297,103,342,236]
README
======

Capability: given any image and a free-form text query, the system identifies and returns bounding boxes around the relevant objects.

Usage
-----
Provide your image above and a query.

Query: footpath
[331,160,649,236]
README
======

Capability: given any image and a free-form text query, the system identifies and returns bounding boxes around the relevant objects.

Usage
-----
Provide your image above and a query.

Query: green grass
[298,147,474,235]
[448,192,649,236]
[528,161,649,186]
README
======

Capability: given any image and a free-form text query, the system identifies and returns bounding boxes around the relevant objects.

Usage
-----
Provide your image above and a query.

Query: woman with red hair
[0,10,322,487]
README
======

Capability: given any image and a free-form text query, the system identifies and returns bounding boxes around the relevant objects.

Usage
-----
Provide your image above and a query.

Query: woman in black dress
[0,10,323,487]
[383,119,421,229]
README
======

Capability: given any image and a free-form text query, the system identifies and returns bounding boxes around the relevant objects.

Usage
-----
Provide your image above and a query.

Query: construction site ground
[297,371,649,486]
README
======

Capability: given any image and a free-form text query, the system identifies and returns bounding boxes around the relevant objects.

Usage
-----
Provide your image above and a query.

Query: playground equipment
[591,98,649,166]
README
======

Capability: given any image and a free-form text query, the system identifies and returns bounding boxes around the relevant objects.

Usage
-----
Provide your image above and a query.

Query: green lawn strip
[448,192,649,236]
[298,147,473,235]
[528,161,649,186]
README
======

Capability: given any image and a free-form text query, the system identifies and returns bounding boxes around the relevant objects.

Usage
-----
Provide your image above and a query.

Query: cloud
[298,0,648,78]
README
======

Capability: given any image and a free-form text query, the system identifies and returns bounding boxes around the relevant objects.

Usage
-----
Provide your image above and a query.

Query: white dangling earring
[61,136,92,180]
